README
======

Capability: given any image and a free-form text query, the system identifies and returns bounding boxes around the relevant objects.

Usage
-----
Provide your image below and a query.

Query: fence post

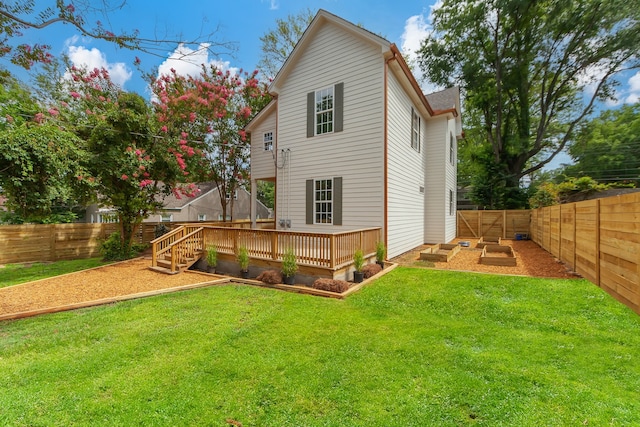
[271,231,278,260]
[595,199,601,287]
[330,234,336,269]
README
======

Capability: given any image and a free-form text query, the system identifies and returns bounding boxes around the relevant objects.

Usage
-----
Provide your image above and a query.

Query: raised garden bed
[480,244,517,266]
[420,243,461,262]
[477,236,502,248]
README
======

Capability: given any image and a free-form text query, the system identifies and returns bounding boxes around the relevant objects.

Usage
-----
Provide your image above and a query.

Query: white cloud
[66,45,132,88]
[400,9,442,94]
[156,43,238,80]
[626,72,640,104]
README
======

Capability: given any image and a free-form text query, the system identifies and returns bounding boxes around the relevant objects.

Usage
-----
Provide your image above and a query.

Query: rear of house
[247,9,461,259]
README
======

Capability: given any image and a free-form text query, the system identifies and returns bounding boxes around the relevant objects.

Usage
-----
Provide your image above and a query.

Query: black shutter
[333,177,342,226]
[307,92,315,138]
[334,83,344,133]
[306,179,313,224]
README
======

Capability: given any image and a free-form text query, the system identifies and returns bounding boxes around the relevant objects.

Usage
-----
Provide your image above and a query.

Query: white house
[246,9,462,259]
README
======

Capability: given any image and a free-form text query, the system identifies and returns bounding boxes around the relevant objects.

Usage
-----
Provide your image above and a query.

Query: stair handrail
[169,227,205,272]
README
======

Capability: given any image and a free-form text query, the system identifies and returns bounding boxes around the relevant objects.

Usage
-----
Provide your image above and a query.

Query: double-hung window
[314,179,333,224]
[263,132,273,151]
[449,133,455,164]
[315,87,334,135]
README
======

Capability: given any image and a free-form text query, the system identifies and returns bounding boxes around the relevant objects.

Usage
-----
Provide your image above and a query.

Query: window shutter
[306,179,313,224]
[334,82,344,133]
[333,177,342,226]
[418,116,421,153]
[307,92,315,138]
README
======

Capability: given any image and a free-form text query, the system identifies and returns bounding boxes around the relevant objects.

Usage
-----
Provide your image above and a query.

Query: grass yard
[1,267,639,426]
[0,258,109,289]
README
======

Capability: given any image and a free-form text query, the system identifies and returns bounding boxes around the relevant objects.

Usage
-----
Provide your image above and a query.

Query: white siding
[445,118,458,242]
[423,116,457,243]
[386,71,426,258]
[274,21,385,232]
[250,110,277,180]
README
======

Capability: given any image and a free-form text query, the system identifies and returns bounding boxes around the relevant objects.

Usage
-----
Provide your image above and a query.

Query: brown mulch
[0,258,220,318]
[391,238,579,279]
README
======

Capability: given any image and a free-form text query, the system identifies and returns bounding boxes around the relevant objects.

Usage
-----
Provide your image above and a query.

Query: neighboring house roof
[426,87,460,115]
[161,182,218,210]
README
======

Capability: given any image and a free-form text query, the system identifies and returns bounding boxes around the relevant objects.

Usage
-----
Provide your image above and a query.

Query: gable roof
[161,182,218,210]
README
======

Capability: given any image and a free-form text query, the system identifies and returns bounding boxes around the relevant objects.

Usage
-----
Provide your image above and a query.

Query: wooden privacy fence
[0,219,274,265]
[531,192,640,315]
[457,210,531,239]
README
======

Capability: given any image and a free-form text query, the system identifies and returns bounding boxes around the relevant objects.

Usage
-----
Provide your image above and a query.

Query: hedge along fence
[457,210,531,239]
[531,192,640,316]
[0,219,275,265]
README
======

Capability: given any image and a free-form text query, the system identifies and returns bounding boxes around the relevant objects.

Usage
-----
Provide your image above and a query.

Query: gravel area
[392,238,579,279]
[0,258,219,317]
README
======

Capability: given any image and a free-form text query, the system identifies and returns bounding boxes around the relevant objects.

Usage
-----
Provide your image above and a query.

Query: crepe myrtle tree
[46,65,202,256]
[152,66,271,221]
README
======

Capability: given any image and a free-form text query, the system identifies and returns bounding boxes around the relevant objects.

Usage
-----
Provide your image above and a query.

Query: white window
[411,108,420,152]
[449,189,455,216]
[161,214,173,222]
[314,179,333,224]
[263,132,273,151]
[198,214,206,221]
[225,189,238,200]
[315,86,334,135]
[450,133,455,164]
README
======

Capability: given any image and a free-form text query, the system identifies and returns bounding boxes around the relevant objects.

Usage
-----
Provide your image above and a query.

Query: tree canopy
[419,0,640,208]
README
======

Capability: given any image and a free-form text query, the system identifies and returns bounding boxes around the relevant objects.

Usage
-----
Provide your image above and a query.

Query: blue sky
[11,0,442,97]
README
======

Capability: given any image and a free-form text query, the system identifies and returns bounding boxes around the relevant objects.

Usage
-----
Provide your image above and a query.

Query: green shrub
[237,245,249,271]
[375,241,386,263]
[281,248,298,277]
[99,231,146,261]
[353,249,364,272]
[206,244,218,268]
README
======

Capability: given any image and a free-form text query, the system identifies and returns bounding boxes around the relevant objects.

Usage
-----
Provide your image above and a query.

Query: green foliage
[353,249,364,272]
[420,0,640,208]
[257,8,315,78]
[237,245,249,271]
[1,269,639,425]
[529,176,613,207]
[256,180,275,210]
[99,231,146,261]
[564,103,640,186]
[375,241,386,263]
[206,244,218,268]
[281,247,298,277]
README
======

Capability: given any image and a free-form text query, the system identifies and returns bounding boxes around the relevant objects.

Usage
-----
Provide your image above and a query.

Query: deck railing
[150,224,203,269]
[202,227,382,269]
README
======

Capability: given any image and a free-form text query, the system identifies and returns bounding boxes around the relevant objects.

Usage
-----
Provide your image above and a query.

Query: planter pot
[241,270,250,279]
[353,271,364,283]
[283,274,295,285]
[207,266,217,274]
[376,261,385,269]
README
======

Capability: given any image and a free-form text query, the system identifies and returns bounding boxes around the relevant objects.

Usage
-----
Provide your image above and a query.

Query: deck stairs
[149,225,205,274]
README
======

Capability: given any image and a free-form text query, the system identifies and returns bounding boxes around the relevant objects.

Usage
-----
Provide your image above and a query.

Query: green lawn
[1,267,639,426]
[0,258,109,289]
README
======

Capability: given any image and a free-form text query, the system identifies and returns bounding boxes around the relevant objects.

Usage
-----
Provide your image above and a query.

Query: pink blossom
[161,125,168,133]
[48,108,59,116]
[70,91,81,99]
[139,179,153,188]
[66,3,75,13]
[121,174,128,180]
[34,112,45,123]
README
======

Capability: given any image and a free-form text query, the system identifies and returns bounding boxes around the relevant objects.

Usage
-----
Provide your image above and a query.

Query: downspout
[384,53,393,256]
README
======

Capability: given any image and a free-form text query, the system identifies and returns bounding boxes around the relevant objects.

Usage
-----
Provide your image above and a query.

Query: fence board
[457,210,531,239]
[531,192,640,315]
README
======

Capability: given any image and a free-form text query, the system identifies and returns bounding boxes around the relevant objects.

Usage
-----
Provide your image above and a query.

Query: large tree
[419,0,640,208]
[563,103,640,185]
[152,66,270,221]
[48,65,200,255]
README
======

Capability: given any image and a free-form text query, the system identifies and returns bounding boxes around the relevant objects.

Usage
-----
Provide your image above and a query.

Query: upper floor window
[263,132,273,151]
[411,107,421,152]
[315,87,334,135]
[198,214,207,221]
[225,189,238,200]
[307,83,343,137]
[449,133,455,164]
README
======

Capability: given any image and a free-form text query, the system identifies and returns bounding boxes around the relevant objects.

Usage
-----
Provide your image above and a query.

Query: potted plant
[375,241,386,269]
[237,245,250,279]
[206,244,218,273]
[281,247,298,285]
[353,248,364,283]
